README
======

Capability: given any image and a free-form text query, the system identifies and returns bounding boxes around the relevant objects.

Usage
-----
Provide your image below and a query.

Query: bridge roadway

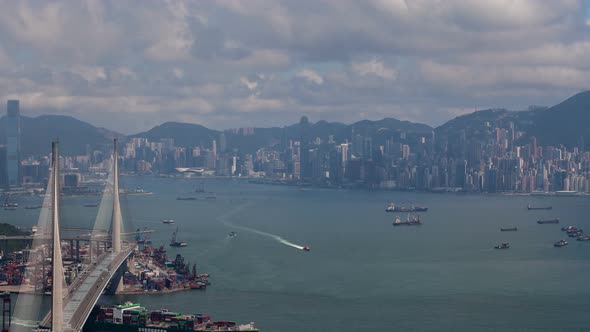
[38,243,136,331]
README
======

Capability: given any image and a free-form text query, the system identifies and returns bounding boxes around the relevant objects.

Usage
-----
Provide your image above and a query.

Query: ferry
[386,203,428,213]
[392,214,422,226]
[494,243,510,249]
[554,240,568,247]
[84,302,258,331]
[537,219,559,224]
[500,227,517,232]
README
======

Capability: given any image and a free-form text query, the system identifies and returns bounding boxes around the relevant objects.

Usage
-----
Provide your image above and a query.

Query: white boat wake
[217,202,306,250]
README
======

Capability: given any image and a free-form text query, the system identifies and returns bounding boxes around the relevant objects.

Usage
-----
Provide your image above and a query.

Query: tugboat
[303,246,311,251]
[500,227,518,232]
[554,240,568,247]
[392,214,422,226]
[527,204,552,210]
[494,243,510,249]
[537,218,559,224]
[170,227,188,247]
[162,219,175,224]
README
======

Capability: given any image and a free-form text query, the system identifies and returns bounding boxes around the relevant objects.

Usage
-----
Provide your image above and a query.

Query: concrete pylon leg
[51,141,64,332]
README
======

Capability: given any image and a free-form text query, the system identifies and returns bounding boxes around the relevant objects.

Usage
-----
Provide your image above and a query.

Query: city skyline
[0,1,589,133]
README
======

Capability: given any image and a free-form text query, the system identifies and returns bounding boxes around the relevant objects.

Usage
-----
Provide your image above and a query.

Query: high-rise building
[0,146,7,187]
[219,133,227,153]
[5,100,21,186]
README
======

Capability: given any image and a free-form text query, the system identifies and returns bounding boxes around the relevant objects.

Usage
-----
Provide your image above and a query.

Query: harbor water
[4,177,590,331]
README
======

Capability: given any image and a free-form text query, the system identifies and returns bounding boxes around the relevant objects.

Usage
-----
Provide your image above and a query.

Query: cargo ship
[527,204,552,210]
[537,219,559,224]
[386,203,427,212]
[392,214,422,226]
[84,302,258,331]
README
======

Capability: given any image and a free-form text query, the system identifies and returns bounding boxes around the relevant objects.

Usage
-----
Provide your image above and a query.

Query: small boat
[576,235,590,241]
[568,232,583,238]
[229,231,237,237]
[83,203,99,207]
[303,246,311,251]
[177,197,197,201]
[205,195,216,200]
[500,227,518,232]
[3,207,16,211]
[554,240,568,247]
[561,226,578,232]
[494,243,510,249]
[24,205,43,210]
[537,219,559,224]
[162,219,175,224]
[527,204,552,210]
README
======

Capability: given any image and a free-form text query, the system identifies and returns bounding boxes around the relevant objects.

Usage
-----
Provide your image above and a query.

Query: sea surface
[5,177,590,331]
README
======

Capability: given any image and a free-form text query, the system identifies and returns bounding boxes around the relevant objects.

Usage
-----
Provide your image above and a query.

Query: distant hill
[525,90,590,147]
[0,115,119,156]
[130,122,220,147]
[129,117,433,153]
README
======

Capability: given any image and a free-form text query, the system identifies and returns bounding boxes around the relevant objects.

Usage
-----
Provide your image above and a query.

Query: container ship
[385,203,428,212]
[84,302,258,332]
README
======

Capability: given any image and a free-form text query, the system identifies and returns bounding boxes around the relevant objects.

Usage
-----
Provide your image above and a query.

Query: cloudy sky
[0,0,589,134]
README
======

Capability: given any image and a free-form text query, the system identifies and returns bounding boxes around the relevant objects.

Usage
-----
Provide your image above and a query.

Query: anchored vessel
[386,203,428,212]
[392,214,422,226]
[84,302,258,331]
[554,240,568,247]
[527,204,552,210]
[537,219,559,224]
[500,227,518,232]
[162,219,175,224]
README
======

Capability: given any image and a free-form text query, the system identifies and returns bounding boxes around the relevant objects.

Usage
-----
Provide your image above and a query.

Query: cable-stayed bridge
[11,139,135,332]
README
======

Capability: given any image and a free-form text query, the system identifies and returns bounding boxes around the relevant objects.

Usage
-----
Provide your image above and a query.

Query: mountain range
[1,90,589,156]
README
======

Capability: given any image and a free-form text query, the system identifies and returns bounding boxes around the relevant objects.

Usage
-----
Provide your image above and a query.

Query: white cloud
[0,1,587,131]
[296,69,323,85]
[352,59,396,80]
[240,77,258,90]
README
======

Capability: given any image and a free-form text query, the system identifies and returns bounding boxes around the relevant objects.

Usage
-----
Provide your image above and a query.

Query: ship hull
[85,322,259,332]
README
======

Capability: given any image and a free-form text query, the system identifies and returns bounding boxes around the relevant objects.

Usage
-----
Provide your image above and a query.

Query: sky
[0,0,589,134]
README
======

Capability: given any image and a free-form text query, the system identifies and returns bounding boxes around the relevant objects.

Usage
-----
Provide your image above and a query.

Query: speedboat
[303,246,311,251]
[494,243,510,249]
[554,240,568,247]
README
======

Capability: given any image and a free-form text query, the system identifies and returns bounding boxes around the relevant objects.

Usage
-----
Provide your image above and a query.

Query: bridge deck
[39,244,135,331]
